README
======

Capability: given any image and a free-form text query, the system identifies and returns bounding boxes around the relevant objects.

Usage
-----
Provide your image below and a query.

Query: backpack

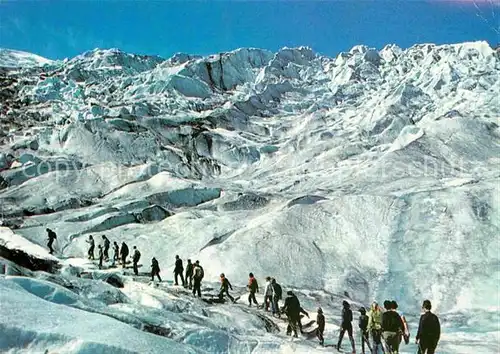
[273,283,282,300]
[285,295,300,315]
[152,259,159,271]
[359,314,369,331]
[175,258,183,270]
[48,230,57,239]
[134,250,141,262]
[194,265,204,279]
[343,308,353,323]
[382,311,404,332]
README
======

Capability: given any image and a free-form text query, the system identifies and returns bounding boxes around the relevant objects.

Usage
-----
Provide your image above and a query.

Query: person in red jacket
[219,273,235,303]
[247,273,259,307]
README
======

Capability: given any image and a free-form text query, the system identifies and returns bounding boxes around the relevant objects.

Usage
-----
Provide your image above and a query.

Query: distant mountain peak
[0,48,53,68]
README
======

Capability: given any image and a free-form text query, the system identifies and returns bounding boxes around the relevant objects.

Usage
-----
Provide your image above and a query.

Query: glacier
[0,41,499,353]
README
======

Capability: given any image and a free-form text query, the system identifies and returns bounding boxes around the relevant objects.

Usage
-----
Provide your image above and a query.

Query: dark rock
[138,205,172,223]
[142,324,172,338]
[0,244,59,273]
[85,213,138,234]
[104,273,124,288]
[286,195,327,208]
[219,193,269,211]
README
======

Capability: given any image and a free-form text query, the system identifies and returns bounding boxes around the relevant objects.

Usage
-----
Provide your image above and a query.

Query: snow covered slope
[0,41,499,353]
[0,48,53,68]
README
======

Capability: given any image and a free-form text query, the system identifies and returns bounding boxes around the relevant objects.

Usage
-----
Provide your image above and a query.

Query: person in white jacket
[264,276,273,311]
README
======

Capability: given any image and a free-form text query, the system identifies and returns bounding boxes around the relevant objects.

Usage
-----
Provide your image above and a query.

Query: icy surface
[0,49,53,68]
[0,41,499,353]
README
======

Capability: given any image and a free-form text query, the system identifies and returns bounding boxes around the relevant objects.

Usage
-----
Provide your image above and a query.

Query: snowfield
[0,41,499,353]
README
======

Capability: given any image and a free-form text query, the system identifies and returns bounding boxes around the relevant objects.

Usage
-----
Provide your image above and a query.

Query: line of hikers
[85,235,141,275]
[244,273,440,354]
[83,237,206,298]
[135,253,206,299]
[323,299,440,354]
[246,275,320,340]
[52,230,440,354]
[167,255,205,298]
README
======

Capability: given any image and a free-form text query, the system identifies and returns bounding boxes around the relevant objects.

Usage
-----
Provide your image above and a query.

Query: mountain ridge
[0,39,498,311]
[0,40,498,353]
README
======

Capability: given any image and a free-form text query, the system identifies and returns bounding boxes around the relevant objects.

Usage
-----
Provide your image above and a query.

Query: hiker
[382,300,404,354]
[416,300,441,354]
[102,235,110,261]
[358,307,373,354]
[151,257,161,282]
[98,245,104,269]
[263,276,273,311]
[120,242,129,268]
[174,255,185,286]
[336,300,356,352]
[185,259,194,289]
[132,246,141,276]
[282,290,301,338]
[192,260,204,298]
[219,273,235,303]
[316,307,325,346]
[112,241,119,266]
[368,301,385,354]
[271,278,282,317]
[247,272,259,307]
[46,228,57,254]
[393,301,410,345]
[86,235,95,260]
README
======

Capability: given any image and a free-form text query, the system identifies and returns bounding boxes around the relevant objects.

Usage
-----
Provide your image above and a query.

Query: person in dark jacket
[102,235,110,261]
[120,242,129,267]
[86,235,95,260]
[271,278,282,317]
[174,255,185,286]
[416,300,441,354]
[337,300,356,353]
[382,300,404,354]
[151,257,161,282]
[132,246,141,276]
[282,291,301,338]
[46,228,57,254]
[248,273,259,307]
[219,273,235,302]
[358,307,373,354]
[316,307,325,346]
[185,259,194,289]
[192,260,204,297]
[98,245,104,269]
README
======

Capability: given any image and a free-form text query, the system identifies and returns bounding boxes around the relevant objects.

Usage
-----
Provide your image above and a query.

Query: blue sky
[0,1,498,60]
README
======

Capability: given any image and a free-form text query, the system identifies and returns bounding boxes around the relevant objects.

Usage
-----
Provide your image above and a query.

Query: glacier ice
[0,41,499,353]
